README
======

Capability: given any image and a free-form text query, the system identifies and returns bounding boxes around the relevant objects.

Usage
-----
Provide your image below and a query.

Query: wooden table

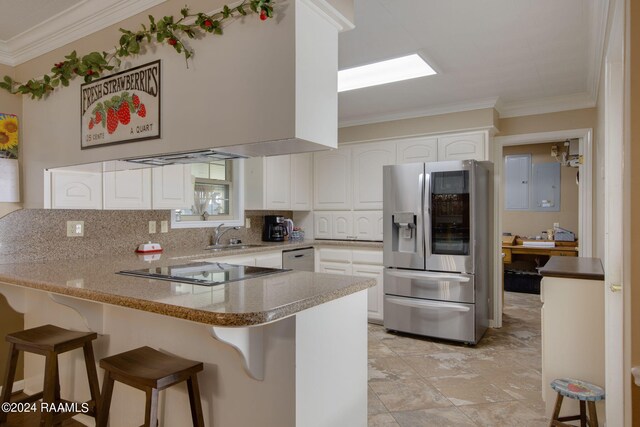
[502,243,579,264]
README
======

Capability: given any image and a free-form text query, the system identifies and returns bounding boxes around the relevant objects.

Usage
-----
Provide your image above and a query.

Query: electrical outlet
[245,218,251,228]
[553,222,560,228]
[66,221,84,237]
[149,221,157,234]
[160,220,168,233]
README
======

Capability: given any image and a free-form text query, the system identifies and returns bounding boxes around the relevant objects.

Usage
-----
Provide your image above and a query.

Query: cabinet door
[152,165,192,209]
[265,155,291,210]
[332,212,354,240]
[353,211,384,241]
[396,137,438,164]
[51,171,103,209]
[290,153,313,211]
[352,142,396,210]
[313,148,352,210]
[104,169,152,210]
[314,212,333,239]
[255,251,283,268]
[352,263,384,323]
[318,262,352,275]
[437,132,486,161]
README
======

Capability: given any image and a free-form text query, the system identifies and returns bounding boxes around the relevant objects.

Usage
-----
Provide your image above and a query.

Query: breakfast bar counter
[0,248,374,427]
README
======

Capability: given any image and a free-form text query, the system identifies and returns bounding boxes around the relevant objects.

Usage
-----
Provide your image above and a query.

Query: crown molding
[495,92,596,119]
[304,0,355,32]
[338,97,499,128]
[586,0,610,102]
[0,0,166,67]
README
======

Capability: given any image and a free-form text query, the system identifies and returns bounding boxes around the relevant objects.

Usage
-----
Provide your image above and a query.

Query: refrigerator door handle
[386,270,471,283]
[423,171,431,257]
[386,296,471,312]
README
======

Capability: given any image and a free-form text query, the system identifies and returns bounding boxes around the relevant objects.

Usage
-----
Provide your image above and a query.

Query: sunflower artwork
[0,113,18,159]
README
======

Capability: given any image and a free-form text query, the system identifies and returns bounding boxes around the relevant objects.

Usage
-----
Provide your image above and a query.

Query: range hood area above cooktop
[122,149,247,166]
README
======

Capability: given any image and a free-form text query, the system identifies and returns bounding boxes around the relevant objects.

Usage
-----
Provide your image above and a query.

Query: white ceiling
[0,0,607,125]
[338,0,607,125]
[0,0,82,41]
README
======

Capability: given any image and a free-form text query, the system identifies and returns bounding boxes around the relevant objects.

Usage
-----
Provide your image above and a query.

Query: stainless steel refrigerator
[383,160,493,344]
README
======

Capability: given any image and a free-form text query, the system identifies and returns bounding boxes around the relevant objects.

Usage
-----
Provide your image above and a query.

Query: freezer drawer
[384,295,476,343]
[384,269,475,303]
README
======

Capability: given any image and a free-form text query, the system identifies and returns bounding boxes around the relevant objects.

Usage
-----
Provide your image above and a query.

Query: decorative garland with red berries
[0,0,274,100]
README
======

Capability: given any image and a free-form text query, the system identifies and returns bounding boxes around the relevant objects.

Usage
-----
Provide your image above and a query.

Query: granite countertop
[0,243,377,327]
[538,256,604,281]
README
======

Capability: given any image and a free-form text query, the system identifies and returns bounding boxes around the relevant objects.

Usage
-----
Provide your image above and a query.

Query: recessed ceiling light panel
[338,53,437,92]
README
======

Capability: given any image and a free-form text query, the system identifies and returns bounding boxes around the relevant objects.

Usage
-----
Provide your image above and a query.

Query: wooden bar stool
[0,324,100,426]
[98,346,205,427]
[549,378,605,427]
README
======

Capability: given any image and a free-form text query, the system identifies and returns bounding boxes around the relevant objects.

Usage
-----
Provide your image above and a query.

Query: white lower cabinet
[51,170,103,209]
[317,247,384,323]
[255,252,283,269]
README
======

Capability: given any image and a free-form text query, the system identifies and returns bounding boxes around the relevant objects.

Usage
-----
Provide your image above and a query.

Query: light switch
[149,221,157,234]
[160,220,168,233]
[245,218,251,228]
[66,221,84,237]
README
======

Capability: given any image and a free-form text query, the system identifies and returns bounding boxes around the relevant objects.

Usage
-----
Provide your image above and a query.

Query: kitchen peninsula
[0,213,374,427]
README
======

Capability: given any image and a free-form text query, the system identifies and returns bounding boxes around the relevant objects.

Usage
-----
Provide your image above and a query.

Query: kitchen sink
[205,244,267,252]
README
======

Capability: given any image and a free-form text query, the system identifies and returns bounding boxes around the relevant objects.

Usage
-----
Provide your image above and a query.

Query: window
[171,159,245,228]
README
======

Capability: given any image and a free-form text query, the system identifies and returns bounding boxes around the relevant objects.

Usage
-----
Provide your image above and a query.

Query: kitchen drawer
[384,295,476,343]
[384,269,475,303]
[352,249,383,265]
[317,248,352,263]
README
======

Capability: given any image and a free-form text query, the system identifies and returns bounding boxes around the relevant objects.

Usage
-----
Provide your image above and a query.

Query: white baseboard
[0,379,25,395]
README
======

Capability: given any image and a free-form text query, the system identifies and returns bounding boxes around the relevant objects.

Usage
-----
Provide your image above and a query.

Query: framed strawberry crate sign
[81,60,160,149]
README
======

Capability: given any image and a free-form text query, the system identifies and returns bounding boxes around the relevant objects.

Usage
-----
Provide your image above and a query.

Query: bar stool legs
[98,346,205,427]
[0,325,101,427]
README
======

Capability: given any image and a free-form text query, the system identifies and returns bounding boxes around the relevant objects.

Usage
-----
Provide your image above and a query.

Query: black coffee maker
[262,215,287,242]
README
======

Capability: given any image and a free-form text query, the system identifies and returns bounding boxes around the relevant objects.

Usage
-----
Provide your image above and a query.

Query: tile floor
[368,291,548,426]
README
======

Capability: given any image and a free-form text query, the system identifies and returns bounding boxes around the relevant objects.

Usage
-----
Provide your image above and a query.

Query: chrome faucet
[213,223,241,246]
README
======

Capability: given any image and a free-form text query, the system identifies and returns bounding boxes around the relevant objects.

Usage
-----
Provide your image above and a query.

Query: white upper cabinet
[313,212,332,239]
[290,153,313,211]
[437,132,486,161]
[314,148,352,210]
[151,165,193,209]
[264,155,291,210]
[352,142,396,210]
[396,137,438,164]
[332,212,354,240]
[245,154,313,211]
[353,211,384,241]
[51,171,103,209]
[104,169,152,210]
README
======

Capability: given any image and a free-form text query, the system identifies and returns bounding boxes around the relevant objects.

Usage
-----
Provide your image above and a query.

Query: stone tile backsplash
[0,209,292,262]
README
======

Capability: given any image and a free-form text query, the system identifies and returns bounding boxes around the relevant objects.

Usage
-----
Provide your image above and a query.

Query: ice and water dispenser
[391,211,417,253]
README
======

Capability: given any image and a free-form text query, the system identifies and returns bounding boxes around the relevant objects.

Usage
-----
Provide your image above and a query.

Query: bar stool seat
[549,378,605,427]
[98,346,205,427]
[0,324,100,427]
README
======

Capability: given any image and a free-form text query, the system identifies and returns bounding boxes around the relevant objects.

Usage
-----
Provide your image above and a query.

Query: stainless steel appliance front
[383,160,492,344]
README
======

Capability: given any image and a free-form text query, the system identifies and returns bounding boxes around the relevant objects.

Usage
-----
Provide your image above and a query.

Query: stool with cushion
[549,378,605,427]
[97,346,205,427]
[0,324,101,426]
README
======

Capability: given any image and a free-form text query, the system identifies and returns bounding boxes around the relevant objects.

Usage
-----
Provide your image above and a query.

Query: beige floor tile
[369,379,452,412]
[459,401,548,427]
[369,357,418,382]
[369,386,389,416]
[391,407,478,427]
[379,334,444,356]
[369,339,396,358]
[403,351,476,379]
[429,374,514,406]
[368,412,401,427]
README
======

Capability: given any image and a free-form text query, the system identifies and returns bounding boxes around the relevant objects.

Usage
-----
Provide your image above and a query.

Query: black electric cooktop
[118,262,289,286]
